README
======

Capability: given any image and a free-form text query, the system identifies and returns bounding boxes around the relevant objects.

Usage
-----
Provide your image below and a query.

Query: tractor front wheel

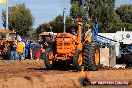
[73,50,83,70]
[43,48,54,69]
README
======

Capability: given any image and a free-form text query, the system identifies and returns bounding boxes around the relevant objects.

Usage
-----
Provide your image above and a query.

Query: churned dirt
[0,60,132,88]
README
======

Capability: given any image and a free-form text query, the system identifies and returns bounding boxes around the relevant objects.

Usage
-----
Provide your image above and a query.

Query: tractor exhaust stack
[63,8,66,32]
[76,17,83,42]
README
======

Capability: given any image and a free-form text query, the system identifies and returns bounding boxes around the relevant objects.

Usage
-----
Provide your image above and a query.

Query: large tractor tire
[43,48,54,69]
[83,42,100,71]
[73,50,83,70]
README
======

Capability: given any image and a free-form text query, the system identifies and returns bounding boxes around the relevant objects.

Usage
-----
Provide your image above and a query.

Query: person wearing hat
[16,38,25,60]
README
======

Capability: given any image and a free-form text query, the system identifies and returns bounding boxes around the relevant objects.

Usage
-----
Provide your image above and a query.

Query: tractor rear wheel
[73,50,83,70]
[83,42,100,71]
[43,48,54,69]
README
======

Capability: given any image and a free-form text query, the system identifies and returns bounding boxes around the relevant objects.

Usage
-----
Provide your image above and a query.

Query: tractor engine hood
[56,32,76,54]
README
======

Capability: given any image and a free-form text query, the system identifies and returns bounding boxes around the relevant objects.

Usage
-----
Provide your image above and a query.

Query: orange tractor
[0,29,16,59]
[43,18,100,70]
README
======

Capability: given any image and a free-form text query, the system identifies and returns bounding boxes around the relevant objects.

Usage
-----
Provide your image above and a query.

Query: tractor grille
[56,37,73,54]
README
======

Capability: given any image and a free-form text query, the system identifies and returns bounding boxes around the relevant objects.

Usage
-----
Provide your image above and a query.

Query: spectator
[30,40,36,60]
[29,40,33,60]
[10,41,17,60]
[0,35,3,39]
[30,40,41,60]
[36,47,41,60]
[21,37,26,60]
[16,38,25,60]
[35,41,41,60]
[25,41,31,59]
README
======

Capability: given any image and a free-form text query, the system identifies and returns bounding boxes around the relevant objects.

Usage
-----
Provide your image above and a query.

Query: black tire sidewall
[43,48,53,69]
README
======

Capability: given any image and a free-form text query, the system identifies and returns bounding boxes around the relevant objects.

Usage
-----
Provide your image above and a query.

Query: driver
[84,23,92,43]
[72,28,77,36]
[72,28,77,40]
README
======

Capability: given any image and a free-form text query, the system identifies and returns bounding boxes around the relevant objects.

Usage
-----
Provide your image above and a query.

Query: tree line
[2,4,34,37]
[1,1,132,38]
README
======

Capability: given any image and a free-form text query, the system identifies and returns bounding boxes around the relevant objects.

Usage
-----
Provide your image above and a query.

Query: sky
[0,0,132,29]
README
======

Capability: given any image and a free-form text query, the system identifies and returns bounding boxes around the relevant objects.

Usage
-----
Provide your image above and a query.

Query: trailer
[97,30,132,66]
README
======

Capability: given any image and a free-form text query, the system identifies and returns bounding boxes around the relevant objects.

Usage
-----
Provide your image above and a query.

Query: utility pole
[6,0,9,40]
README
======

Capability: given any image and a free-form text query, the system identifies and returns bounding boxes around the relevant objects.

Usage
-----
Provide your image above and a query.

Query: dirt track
[0,60,132,88]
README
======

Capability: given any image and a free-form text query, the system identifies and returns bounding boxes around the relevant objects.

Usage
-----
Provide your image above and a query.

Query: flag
[0,0,6,4]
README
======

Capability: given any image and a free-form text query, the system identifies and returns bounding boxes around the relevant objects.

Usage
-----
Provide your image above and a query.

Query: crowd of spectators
[10,37,41,60]
[9,28,81,60]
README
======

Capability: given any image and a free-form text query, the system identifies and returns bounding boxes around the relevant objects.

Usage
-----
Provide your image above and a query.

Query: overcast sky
[0,0,132,29]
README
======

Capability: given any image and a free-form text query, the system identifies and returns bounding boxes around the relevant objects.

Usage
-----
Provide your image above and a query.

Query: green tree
[70,0,121,32]
[66,16,77,32]
[116,4,132,23]
[110,4,132,32]
[70,0,87,22]
[36,23,50,34]
[36,15,77,35]
[49,15,63,33]
[2,4,34,37]
[27,28,37,39]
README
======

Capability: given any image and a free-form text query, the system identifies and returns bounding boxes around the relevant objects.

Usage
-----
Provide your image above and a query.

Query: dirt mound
[0,60,131,88]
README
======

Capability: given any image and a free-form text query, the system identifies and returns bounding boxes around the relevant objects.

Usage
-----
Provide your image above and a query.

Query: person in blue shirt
[25,41,31,59]
[29,40,41,60]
